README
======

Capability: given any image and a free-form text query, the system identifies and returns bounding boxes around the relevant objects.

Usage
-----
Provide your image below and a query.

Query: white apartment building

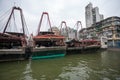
[85,3,104,28]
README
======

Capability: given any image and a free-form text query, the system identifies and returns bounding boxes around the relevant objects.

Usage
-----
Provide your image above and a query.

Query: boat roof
[0,32,22,40]
[66,39,80,43]
[33,34,65,39]
[5,32,24,36]
[38,31,54,35]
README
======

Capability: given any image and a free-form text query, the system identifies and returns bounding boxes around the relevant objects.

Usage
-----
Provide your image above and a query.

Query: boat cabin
[0,33,25,49]
[33,32,65,47]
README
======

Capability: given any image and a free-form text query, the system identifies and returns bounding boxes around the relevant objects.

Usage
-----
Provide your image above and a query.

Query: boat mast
[3,6,26,37]
[74,21,82,40]
[60,21,69,40]
[37,12,52,35]
[20,7,25,37]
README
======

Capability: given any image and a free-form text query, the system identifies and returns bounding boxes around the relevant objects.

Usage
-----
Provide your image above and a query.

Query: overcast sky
[0,0,120,34]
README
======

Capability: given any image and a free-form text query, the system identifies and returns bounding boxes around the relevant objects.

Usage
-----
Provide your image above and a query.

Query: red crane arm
[37,12,52,35]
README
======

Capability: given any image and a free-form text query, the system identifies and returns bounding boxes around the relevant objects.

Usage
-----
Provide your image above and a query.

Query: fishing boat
[80,39,101,50]
[64,21,100,52]
[0,7,30,61]
[66,39,101,53]
[32,32,66,59]
[0,32,28,61]
[66,39,82,53]
[32,12,66,59]
[65,39,101,53]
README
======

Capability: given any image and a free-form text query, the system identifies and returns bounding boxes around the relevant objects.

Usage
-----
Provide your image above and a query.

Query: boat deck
[0,49,25,54]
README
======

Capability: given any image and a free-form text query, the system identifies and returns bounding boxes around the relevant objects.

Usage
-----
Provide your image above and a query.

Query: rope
[0,8,12,32]
[0,8,12,22]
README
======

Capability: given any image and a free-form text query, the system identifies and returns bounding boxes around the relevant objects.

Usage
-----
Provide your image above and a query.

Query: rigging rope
[0,8,12,32]
[0,8,12,22]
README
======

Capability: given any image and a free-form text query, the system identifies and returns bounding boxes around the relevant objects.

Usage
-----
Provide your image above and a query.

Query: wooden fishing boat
[31,12,66,59]
[0,32,30,61]
[32,32,66,59]
[66,39,101,53]
[80,39,101,51]
[0,7,30,62]
[66,39,82,52]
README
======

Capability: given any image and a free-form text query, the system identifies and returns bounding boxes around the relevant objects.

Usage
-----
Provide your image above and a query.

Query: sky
[0,0,120,35]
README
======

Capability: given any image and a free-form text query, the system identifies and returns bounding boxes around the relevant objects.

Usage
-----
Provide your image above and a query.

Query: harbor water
[0,50,120,80]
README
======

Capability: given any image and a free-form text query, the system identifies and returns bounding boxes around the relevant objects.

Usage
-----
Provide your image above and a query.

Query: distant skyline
[0,0,120,34]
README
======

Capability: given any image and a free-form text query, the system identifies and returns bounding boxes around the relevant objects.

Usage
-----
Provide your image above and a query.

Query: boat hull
[0,48,25,62]
[32,46,66,59]
[0,47,32,62]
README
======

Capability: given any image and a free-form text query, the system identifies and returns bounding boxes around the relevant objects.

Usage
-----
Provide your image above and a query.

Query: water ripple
[58,61,90,80]
[20,60,36,80]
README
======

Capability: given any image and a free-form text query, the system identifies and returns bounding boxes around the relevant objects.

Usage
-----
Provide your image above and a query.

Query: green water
[0,50,120,80]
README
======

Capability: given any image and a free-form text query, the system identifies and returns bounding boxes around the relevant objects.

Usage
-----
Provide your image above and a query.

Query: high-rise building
[85,3,104,28]
[85,3,93,28]
[80,16,120,49]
